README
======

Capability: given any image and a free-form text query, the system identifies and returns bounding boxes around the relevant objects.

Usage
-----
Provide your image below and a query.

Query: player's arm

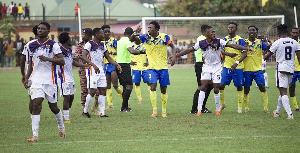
[104,51,122,73]
[296,51,300,65]
[38,54,65,66]
[24,56,33,89]
[20,55,26,83]
[72,60,88,68]
[80,50,100,74]
[127,46,145,55]
[170,47,194,66]
[221,50,237,58]
[130,26,142,42]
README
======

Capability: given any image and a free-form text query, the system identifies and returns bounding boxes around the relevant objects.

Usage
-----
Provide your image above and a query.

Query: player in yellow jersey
[289,27,300,112]
[131,40,150,104]
[101,25,123,109]
[219,22,248,113]
[131,21,176,117]
[243,26,269,113]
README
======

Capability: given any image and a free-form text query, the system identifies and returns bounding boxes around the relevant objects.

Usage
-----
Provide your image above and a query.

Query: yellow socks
[220,90,225,105]
[135,85,142,101]
[261,91,268,111]
[244,94,249,111]
[290,96,299,109]
[150,91,157,110]
[238,91,243,110]
[116,87,123,99]
[106,88,113,106]
[161,93,168,112]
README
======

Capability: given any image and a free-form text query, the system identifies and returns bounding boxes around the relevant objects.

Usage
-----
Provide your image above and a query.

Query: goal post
[142,15,284,63]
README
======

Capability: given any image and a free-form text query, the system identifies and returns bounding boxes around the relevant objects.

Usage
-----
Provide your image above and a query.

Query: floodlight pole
[103,3,106,25]
[78,8,82,42]
[42,3,45,22]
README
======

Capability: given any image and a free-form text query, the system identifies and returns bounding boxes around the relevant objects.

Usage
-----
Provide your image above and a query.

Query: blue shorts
[243,71,265,87]
[220,67,244,87]
[291,71,300,85]
[149,69,170,86]
[132,69,150,83]
[103,63,116,77]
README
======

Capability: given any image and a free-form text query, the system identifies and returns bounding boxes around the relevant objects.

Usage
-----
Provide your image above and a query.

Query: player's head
[37,22,50,38]
[148,21,160,36]
[205,26,215,39]
[228,22,238,35]
[32,25,38,37]
[247,25,258,38]
[291,27,299,40]
[82,28,93,42]
[277,24,288,37]
[124,27,134,36]
[58,32,71,46]
[93,27,104,41]
[101,25,111,40]
[201,24,209,33]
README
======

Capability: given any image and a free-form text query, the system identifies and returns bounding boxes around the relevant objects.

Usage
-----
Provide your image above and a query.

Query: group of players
[20,20,300,143]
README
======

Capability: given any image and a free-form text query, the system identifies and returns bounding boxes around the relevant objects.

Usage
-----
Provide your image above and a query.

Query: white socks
[63,110,70,120]
[84,94,93,113]
[281,95,293,117]
[275,95,283,114]
[98,95,106,115]
[32,115,40,137]
[214,93,220,111]
[197,91,206,112]
[55,110,64,129]
[264,72,268,87]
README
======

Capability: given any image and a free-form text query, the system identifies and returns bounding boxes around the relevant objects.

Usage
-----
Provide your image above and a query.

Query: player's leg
[191,62,202,114]
[117,64,133,112]
[111,70,123,99]
[255,71,269,113]
[98,86,108,117]
[149,69,158,117]
[289,72,299,111]
[105,74,113,108]
[263,71,269,88]
[277,72,293,119]
[27,96,43,142]
[79,69,87,108]
[82,76,97,118]
[232,69,244,113]
[195,79,210,116]
[202,83,213,113]
[133,70,142,103]
[159,69,170,118]
[243,71,253,112]
[219,67,232,112]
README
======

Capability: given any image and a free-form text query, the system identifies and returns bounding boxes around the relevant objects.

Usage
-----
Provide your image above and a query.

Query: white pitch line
[0,135,294,147]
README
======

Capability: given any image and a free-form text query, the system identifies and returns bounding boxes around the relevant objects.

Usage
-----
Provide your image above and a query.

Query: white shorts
[275,71,293,88]
[30,84,58,103]
[27,79,32,95]
[59,82,76,96]
[86,71,107,89]
[201,63,222,83]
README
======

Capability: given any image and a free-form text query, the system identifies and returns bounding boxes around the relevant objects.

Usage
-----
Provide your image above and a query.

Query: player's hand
[93,65,100,74]
[248,48,255,54]
[228,53,238,58]
[130,61,137,66]
[38,55,49,62]
[21,75,25,84]
[135,26,142,34]
[24,78,31,89]
[231,63,238,71]
[169,56,176,66]
[116,64,123,73]
[143,62,148,67]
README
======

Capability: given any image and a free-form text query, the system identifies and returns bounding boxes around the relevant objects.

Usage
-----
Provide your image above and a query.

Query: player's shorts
[244,70,265,87]
[201,63,222,83]
[27,79,32,95]
[221,67,244,87]
[195,62,204,86]
[149,69,170,86]
[30,84,58,103]
[291,71,300,85]
[86,68,107,89]
[132,69,150,84]
[116,63,133,86]
[59,82,76,96]
[104,63,116,77]
[275,71,293,88]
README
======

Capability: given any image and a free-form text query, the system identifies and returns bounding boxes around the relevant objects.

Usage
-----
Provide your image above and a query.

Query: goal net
[142,16,284,63]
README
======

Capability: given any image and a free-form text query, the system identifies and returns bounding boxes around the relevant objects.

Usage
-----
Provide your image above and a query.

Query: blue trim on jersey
[221,67,244,86]
[291,71,300,85]
[244,71,265,87]
[238,39,246,47]
[112,39,117,48]
[261,41,268,51]
[149,69,170,86]
[53,64,58,84]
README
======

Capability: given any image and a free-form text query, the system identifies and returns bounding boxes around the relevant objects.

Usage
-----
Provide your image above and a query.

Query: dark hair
[248,25,258,32]
[39,22,50,30]
[32,25,38,36]
[149,21,160,30]
[229,22,238,28]
[206,26,213,30]
[277,24,288,34]
[124,27,134,35]
[101,25,111,30]
[201,24,209,32]
[58,32,70,44]
[93,28,102,35]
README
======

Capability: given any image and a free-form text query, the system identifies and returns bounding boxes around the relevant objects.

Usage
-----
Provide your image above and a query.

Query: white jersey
[84,40,107,69]
[270,37,300,73]
[262,57,266,71]
[193,38,227,65]
[28,39,62,85]
[22,40,36,74]
[59,46,74,83]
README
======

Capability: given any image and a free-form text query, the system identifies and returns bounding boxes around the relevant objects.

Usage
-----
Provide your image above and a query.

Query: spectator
[24,3,29,20]
[0,2,3,20]
[4,36,14,67]
[17,3,24,20]
[15,35,24,67]
[8,1,14,15]
[74,3,79,19]
[2,3,7,17]
[180,41,188,64]
[0,38,4,67]
[12,3,17,20]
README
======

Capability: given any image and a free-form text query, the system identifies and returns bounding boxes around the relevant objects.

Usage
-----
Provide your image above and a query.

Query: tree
[0,16,16,41]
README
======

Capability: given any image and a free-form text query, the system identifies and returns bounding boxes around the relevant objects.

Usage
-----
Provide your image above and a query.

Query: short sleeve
[139,34,147,44]
[22,44,28,55]
[220,39,227,49]
[238,39,246,47]
[53,43,62,55]
[165,35,171,45]
[261,41,268,51]
[113,39,117,48]
[193,41,200,51]
[84,42,92,52]
[269,40,278,54]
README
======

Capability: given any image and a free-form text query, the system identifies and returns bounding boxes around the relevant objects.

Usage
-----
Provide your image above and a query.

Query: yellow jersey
[295,40,300,71]
[103,37,117,64]
[223,35,246,69]
[244,38,268,72]
[131,43,147,71]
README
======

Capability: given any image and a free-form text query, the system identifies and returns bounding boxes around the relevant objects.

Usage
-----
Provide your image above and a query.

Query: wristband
[235,61,239,65]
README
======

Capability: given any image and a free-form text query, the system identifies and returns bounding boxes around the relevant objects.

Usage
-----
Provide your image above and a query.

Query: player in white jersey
[24,22,66,142]
[171,26,252,116]
[80,28,122,118]
[21,25,38,116]
[58,32,88,123]
[264,24,300,119]
[261,57,269,88]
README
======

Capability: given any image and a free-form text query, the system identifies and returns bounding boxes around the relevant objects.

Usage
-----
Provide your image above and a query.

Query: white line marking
[0,135,294,147]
